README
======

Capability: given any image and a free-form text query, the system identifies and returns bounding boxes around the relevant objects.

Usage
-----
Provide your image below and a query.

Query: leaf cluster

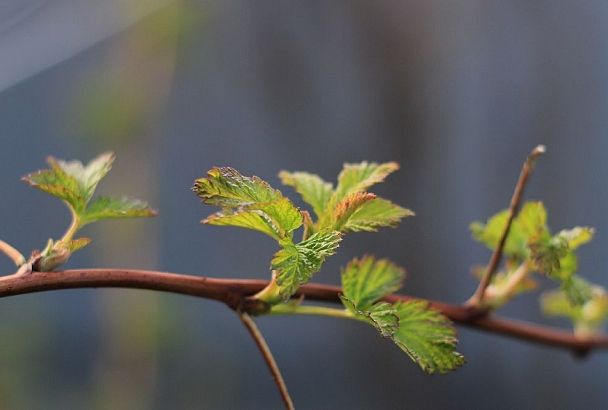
[471,201,608,333]
[22,153,157,270]
[194,162,413,301]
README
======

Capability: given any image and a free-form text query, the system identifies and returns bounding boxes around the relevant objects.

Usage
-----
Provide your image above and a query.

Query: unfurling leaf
[23,153,157,271]
[273,231,342,300]
[338,198,414,233]
[471,201,596,307]
[194,167,281,208]
[333,161,399,202]
[331,192,377,231]
[392,301,465,374]
[341,256,405,310]
[196,167,302,240]
[278,171,333,219]
[556,227,594,250]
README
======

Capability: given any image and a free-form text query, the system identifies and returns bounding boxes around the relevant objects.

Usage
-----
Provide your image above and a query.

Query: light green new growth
[278,171,333,219]
[195,162,413,302]
[22,153,157,271]
[340,256,464,374]
[541,280,608,338]
[392,300,465,374]
[471,201,607,334]
[194,163,464,373]
[272,230,342,300]
[281,161,413,235]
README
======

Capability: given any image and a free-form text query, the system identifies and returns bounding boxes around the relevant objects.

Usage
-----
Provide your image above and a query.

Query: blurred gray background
[1,1,608,409]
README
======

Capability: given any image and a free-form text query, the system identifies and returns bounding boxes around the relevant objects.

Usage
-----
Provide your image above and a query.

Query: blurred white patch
[0,0,172,93]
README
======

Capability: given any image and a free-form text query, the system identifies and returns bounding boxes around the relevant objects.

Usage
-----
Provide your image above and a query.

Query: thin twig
[0,269,606,352]
[238,311,295,410]
[0,240,26,266]
[469,145,546,306]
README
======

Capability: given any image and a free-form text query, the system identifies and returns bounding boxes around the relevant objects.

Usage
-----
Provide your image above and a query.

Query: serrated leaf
[22,158,85,212]
[341,296,399,337]
[392,301,465,374]
[333,161,399,202]
[341,256,405,310]
[331,192,377,231]
[23,152,117,213]
[194,167,281,208]
[279,171,333,219]
[340,198,414,233]
[204,198,302,241]
[273,231,342,299]
[82,196,157,225]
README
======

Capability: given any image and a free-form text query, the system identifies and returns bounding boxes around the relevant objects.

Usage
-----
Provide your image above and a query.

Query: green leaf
[528,236,568,278]
[541,282,608,337]
[204,198,303,241]
[333,161,399,202]
[53,152,115,203]
[278,171,333,219]
[561,275,594,306]
[339,198,414,233]
[23,152,118,214]
[82,196,157,225]
[341,296,399,337]
[556,227,595,250]
[331,192,377,231]
[392,301,465,374]
[471,202,548,261]
[22,158,86,212]
[273,231,342,299]
[193,167,281,208]
[341,256,405,310]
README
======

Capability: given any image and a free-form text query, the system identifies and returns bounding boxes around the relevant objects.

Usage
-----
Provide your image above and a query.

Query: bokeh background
[1,1,608,409]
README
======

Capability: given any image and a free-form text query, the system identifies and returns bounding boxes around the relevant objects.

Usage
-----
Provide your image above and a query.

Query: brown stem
[0,269,607,353]
[470,145,546,306]
[238,311,295,410]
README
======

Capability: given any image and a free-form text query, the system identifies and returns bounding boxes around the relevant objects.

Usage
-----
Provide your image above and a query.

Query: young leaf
[341,296,399,337]
[556,227,594,250]
[273,231,342,299]
[278,171,333,219]
[333,161,399,202]
[204,198,302,241]
[338,198,414,233]
[23,153,157,271]
[194,167,281,208]
[341,256,405,310]
[23,158,86,212]
[331,192,377,231]
[392,301,465,374]
[471,202,548,261]
[82,197,157,225]
[53,152,115,202]
[541,282,608,337]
